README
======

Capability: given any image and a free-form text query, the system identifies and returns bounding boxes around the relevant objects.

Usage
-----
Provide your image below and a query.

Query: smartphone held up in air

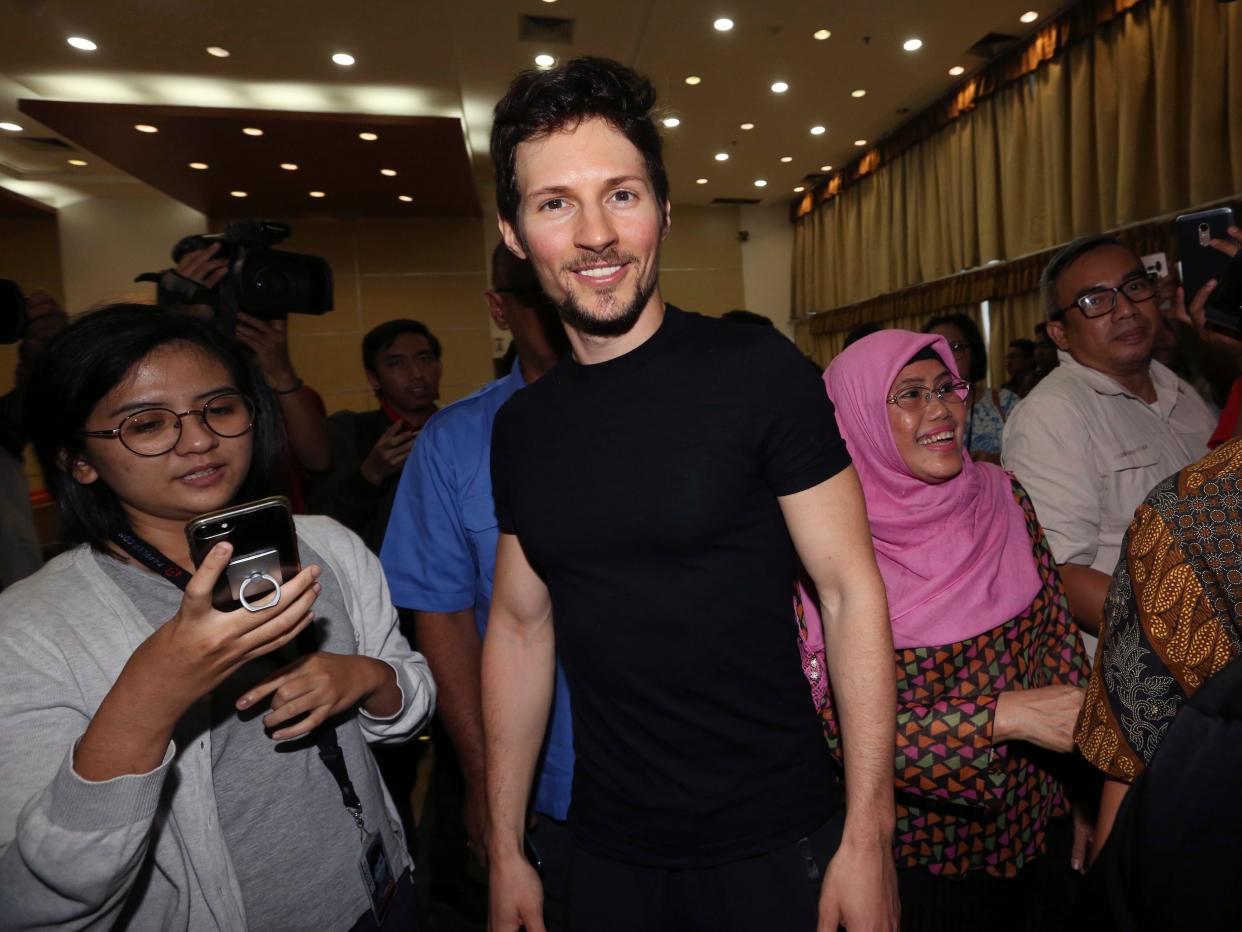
[185,495,301,614]
[1175,207,1235,305]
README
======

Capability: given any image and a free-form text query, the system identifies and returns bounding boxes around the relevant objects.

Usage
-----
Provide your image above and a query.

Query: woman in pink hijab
[800,330,1090,931]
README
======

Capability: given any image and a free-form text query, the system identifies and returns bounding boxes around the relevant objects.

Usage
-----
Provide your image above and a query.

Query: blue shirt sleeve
[380,419,476,613]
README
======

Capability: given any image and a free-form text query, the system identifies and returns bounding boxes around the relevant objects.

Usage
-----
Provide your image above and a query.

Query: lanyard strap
[109,530,369,836]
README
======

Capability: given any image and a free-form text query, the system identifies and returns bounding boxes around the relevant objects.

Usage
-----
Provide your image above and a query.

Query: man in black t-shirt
[481,57,900,932]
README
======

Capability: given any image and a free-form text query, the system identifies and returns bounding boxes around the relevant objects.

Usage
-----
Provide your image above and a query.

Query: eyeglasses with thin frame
[81,392,256,456]
[1053,273,1157,320]
[886,379,971,413]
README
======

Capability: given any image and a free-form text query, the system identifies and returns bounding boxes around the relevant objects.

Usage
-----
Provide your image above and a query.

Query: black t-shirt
[491,306,851,867]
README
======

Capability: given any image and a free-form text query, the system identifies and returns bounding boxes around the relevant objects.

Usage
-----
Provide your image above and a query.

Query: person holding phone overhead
[0,305,435,931]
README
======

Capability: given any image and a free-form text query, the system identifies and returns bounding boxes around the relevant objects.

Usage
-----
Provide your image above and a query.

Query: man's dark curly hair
[490,56,669,232]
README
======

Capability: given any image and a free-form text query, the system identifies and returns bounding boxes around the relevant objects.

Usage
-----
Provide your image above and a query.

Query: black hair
[843,322,883,349]
[490,56,670,232]
[1040,233,1129,320]
[721,309,774,327]
[361,319,442,373]
[24,305,286,554]
[1008,338,1036,355]
[923,313,987,382]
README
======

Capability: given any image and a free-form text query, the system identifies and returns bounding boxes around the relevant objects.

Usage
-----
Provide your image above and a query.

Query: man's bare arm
[482,532,556,932]
[415,609,488,857]
[1059,564,1111,636]
[780,465,899,932]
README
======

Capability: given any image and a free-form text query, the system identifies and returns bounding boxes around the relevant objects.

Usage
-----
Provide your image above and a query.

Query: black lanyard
[110,531,368,831]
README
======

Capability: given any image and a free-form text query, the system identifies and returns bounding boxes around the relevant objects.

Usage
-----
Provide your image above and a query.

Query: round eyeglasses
[1054,274,1157,320]
[81,392,256,456]
[886,380,970,412]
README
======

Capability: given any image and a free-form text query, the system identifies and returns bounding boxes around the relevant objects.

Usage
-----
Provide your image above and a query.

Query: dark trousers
[896,818,1078,932]
[528,815,571,932]
[566,810,845,932]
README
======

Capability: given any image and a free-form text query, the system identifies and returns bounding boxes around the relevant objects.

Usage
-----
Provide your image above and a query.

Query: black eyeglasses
[886,380,970,412]
[82,392,256,456]
[1054,274,1157,320]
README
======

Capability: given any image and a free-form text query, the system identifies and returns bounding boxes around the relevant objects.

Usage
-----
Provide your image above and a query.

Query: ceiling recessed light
[903,38,923,52]
[740,122,755,130]
[662,117,681,128]
[134,124,158,133]
[535,53,556,69]
[854,139,867,146]
[230,191,248,198]
[189,161,209,170]
[754,179,767,188]
[851,89,867,98]
[332,52,355,66]
[380,168,397,177]
[696,177,708,184]
[813,28,831,40]
[206,46,230,58]
[779,155,793,163]
[67,159,87,166]
[309,190,326,198]
[359,132,379,141]
[1020,10,1039,23]
[713,17,734,31]
[820,164,832,171]
[242,127,263,136]
[810,125,826,135]
[714,152,729,161]
[949,65,965,76]
[398,194,414,202]
[66,37,97,51]
[685,75,702,85]
[0,122,22,132]
[794,186,805,192]
[771,81,789,93]
[280,162,299,171]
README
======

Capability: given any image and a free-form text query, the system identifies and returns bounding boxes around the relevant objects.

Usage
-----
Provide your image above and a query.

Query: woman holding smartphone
[0,306,435,930]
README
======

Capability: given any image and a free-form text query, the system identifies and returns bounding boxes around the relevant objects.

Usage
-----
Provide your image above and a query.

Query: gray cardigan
[0,516,436,931]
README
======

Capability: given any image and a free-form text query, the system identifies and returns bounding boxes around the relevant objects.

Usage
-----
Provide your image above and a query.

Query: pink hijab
[811,330,1041,650]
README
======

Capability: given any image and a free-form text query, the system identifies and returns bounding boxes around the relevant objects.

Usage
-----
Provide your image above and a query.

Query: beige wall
[660,205,745,316]
[739,205,795,336]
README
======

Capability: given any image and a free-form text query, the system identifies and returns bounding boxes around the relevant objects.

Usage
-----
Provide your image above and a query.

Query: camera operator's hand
[1172,225,1242,352]
[361,420,416,486]
[235,312,300,391]
[177,242,229,290]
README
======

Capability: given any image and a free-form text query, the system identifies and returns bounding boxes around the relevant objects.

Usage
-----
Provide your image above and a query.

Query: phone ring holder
[239,572,282,613]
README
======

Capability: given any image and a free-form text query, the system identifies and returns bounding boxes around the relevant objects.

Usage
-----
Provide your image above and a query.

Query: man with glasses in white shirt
[1002,234,1217,657]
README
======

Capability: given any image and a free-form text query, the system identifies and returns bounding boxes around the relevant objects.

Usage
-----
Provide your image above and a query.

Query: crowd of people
[1,53,1240,932]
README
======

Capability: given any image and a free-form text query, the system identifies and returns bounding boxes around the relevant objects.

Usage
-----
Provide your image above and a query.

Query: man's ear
[1047,320,1071,352]
[364,369,382,394]
[498,216,527,260]
[60,450,99,486]
[660,200,672,241]
[484,290,511,331]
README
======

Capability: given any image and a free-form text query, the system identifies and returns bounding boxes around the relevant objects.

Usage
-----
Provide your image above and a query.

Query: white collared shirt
[1003,349,1216,594]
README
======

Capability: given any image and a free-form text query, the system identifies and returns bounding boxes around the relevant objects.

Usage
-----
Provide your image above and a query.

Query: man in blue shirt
[381,244,573,928]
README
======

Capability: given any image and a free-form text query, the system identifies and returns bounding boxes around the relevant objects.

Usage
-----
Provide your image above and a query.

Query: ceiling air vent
[710,197,762,206]
[14,136,73,150]
[519,15,575,44]
[965,32,1018,59]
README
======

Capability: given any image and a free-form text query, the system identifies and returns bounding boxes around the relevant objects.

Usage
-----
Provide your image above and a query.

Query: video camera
[140,219,333,334]
[0,279,26,344]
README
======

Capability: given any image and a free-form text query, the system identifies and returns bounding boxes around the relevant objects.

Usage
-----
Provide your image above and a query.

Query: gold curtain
[793,0,1242,321]
[987,292,1047,388]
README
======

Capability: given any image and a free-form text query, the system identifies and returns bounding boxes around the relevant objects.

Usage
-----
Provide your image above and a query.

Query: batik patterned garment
[1075,438,1242,781]
[800,478,1089,877]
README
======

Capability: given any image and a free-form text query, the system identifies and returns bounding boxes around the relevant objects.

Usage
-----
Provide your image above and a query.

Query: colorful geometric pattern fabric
[799,477,1088,877]
[1075,437,1242,781]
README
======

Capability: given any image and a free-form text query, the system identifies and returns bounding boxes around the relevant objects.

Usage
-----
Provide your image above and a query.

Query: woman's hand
[74,542,321,780]
[993,684,1085,753]
[236,653,400,741]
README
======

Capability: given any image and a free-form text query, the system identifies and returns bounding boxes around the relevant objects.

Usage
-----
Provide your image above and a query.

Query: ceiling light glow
[189,162,209,170]
[134,124,158,133]
[740,122,754,130]
[662,117,681,128]
[67,159,87,166]
[242,127,263,136]
[794,186,805,192]
[280,163,299,171]
[713,17,734,31]
[685,75,702,85]
[779,156,792,163]
[380,168,397,176]
[854,139,867,146]
[309,190,326,198]
[332,52,355,66]
[359,132,379,141]
[771,81,789,93]
[1020,10,1039,23]
[903,38,923,51]
[398,194,413,202]
[813,28,831,40]
[206,46,230,58]
[67,37,97,51]
[535,53,556,69]
[851,89,866,98]
[810,125,826,135]
[0,122,22,132]
[714,152,729,161]
[230,190,248,198]
[696,178,708,184]
[949,66,965,76]
[820,164,832,171]
[754,179,767,187]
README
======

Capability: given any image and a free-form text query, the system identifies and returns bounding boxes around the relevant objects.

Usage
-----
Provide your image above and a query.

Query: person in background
[845,321,884,349]
[308,319,442,550]
[806,329,1089,931]
[382,244,573,927]
[1032,322,1059,386]
[721,308,775,327]
[1003,338,1037,397]
[923,313,1015,465]
[1002,235,1217,657]
[0,306,434,931]
[0,288,66,590]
